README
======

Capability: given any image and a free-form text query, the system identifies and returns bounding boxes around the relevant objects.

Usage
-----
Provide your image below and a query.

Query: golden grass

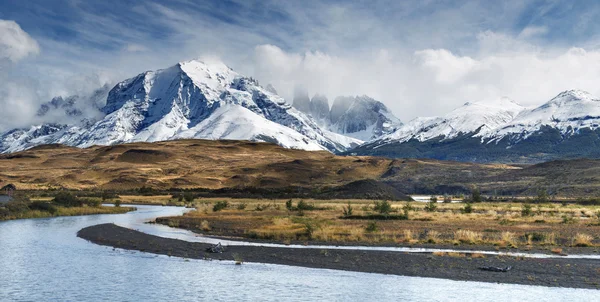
[454,230,482,244]
[500,231,518,247]
[572,233,594,247]
[154,198,600,249]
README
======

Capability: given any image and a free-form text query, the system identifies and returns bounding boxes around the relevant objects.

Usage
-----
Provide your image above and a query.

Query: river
[0,205,598,301]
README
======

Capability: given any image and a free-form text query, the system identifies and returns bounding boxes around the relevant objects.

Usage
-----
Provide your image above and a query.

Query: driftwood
[478,266,512,272]
[206,242,225,253]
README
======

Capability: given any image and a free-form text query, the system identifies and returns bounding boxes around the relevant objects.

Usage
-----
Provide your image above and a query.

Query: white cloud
[0,20,40,62]
[124,43,148,53]
[250,42,600,122]
[518,25,549,39]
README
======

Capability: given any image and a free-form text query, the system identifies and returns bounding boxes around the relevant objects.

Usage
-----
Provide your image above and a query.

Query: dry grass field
[2,139,600,197]
[157,198,600,251]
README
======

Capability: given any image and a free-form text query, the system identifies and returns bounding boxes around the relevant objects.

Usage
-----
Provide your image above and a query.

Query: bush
[402,202,413,219]
[425,200,437,212]
[365,221,378,232]
[443,195,452,203]
[462,202,473,214]
[285,199,294,211]
[101,192,118,201]
[521,204,532,217]
[342,202,353,217]
[296,200,315,211]
[182,192,194,203]
[29,201,58,214]
[53,192,83,207]
[213,201,228,212]
[84,199,102,207]
[236,203,247,210]
[114,199,122,207]
[373,200,392,215]
[534,189,549,203]
[471,188,482,203]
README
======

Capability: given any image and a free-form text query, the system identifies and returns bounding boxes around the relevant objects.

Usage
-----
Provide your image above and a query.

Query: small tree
[114,199,122,207]
[471,187,482,203]
[534,189,549,204]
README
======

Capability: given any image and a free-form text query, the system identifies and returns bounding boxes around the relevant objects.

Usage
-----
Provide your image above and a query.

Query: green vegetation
[212,201,229,212]
[373,200,392,215]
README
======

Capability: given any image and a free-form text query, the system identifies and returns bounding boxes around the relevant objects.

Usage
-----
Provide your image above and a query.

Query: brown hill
[1,139,599,197]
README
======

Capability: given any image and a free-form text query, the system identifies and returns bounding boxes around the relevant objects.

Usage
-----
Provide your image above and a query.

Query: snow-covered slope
[0,59,360,153]
[378,97,525,144]
[351,90,600,163]
[487,90,600,141]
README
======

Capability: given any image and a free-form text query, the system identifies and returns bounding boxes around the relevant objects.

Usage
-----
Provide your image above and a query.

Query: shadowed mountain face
[2,139,600,197]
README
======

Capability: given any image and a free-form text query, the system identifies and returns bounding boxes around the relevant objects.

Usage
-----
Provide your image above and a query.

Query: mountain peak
[546,90,597,107]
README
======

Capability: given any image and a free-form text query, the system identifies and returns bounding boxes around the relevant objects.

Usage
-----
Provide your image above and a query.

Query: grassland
[2,139,600,197]
[0,203,133,221]
[157,198,600,252]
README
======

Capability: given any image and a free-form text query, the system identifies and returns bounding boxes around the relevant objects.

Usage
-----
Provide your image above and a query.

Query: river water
[0,205,598,301]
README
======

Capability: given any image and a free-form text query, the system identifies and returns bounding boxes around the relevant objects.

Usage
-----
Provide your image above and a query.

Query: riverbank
[78,223,600,289]
[0,206,135,221]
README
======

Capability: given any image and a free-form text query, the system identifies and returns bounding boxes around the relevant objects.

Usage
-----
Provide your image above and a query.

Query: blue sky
[2,0,600,130]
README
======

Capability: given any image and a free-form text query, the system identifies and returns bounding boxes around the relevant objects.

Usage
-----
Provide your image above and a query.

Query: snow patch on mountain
[378,97,524,144]
[488,90,600,141]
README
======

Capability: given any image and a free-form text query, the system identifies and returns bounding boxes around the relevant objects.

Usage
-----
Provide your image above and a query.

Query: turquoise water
[0,205,598,301]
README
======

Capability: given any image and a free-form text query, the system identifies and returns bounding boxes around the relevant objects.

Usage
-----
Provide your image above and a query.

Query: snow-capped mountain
[351,90,600,163]
[292,93,402,141]
[487,90,600,142]
[377,97,525,144]
[0,60,362,153]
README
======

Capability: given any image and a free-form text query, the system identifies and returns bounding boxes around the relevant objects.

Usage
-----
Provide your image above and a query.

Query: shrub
[373,200,392,215]
[402,203,413,219]
[304,223,315,239]
[534,189,549,203]
[471,187,482,203]
[561,215,575,224]
[114,199,122,207]
[462,202,473,214]
[296,200,315,211]
[53,192,83,207]
[236,203,247,210]
[183,192,195,203]
[29,201,58,214]
[84,199,102,207]
[365,221,378,232]
[443,195,452,203]
[342,202,353,217]
[213,201,228,212]
[424,200,437,212]
[521,204,532,217]
[285,199,294,211]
